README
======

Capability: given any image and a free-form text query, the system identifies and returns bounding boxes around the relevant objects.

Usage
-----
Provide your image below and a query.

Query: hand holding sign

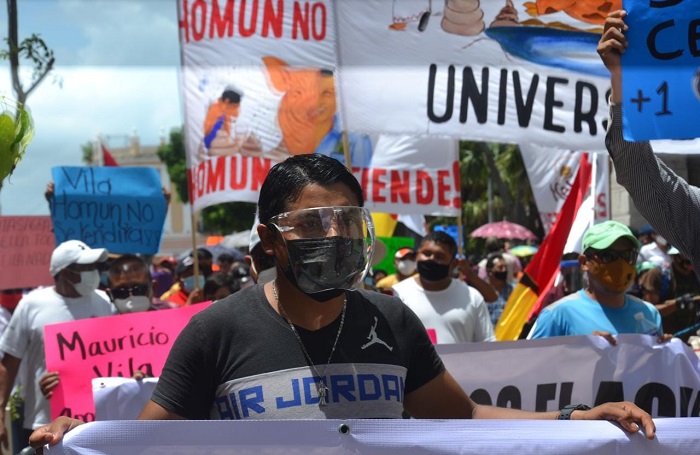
[50,166,167,255]
[619,1,700,140]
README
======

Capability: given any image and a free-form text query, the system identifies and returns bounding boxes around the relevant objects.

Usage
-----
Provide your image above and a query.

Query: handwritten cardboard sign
[622,0,700,140]
[0,216,55,290]
[44,302,211,422]
[50,166,167,254]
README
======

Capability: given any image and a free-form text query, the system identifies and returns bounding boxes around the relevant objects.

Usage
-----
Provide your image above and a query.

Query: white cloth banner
[520,147,609,235]
[438,335,700,418]
[92,335,700,422]
[45,418,698,455]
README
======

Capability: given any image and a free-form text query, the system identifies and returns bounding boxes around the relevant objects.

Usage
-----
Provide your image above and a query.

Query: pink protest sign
[0,216,55,290]
[44,302,211,421]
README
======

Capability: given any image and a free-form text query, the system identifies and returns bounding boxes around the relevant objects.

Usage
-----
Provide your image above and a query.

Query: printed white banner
[45,418,697,455]
[92,335,700,421]
[438,335,700,418]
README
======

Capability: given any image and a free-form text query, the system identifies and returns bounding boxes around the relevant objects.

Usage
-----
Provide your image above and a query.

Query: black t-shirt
[151,284,444,420]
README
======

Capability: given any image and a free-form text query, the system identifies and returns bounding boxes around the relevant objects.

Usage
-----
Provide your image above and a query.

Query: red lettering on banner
[390,170,411,204]
[436,169,451,207]
[452,161,461,208]
[207,159,227,193]
[229,157,248,190]
[262,0,284,38]
[372,169,387,203]
[210,0,234,39]
[179,0,287,43]
[415,171,434,205]
[250,158,272,190]
[292,2,326,41]
[239,0,259,37]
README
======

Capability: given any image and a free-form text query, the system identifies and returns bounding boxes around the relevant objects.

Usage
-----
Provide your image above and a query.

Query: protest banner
[44,302,211,422]
[438,335,700,418]
[622,0,700,141]
[91,335,700,421]
[0,216,54,290]
[50,166,167,254]
[45,418,696,455]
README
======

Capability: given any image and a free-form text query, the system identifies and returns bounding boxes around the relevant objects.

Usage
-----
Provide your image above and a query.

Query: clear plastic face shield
[269,206,375,294]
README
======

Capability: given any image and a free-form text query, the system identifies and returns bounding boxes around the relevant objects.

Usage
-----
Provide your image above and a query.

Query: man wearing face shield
[31,155,659,450]
[0,240,114,450]
[528,221,670,345]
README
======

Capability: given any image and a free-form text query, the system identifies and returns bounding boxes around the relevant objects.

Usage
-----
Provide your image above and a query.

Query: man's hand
[592,330,617,346]
[573,401,656,440]
[39,372,60,399]
[29,417,85,453]
[597,10,629,74]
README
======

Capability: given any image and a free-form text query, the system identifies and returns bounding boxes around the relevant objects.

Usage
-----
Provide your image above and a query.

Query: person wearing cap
[529,221,668,343]
[0,240,114,450]
[375,247,417,291]
[161,249,213,307]
[599,10,700,281]
[29,155,657,451]
[636,230,671,270]
[392,231,496,343]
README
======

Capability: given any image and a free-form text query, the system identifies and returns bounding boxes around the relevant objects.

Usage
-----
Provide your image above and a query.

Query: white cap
[668,246,680,255]
[249,215,261,252]
[50,240,109,276]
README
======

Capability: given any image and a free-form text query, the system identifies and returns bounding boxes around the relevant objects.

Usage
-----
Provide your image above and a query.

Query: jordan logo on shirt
[361,316,393,351]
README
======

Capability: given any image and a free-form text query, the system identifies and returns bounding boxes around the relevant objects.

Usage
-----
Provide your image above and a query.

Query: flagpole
[589,152,596,228]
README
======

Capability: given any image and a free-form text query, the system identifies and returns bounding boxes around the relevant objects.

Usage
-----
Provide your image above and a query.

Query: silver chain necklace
[272,281,346,406]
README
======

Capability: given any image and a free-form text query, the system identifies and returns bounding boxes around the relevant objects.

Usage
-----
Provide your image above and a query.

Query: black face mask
[281,236,367,302]
[492,271,508,282]
[417,260,451,281]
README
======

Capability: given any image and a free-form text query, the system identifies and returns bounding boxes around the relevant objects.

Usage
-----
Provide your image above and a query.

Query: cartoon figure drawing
[199,58,373,168]
[262,57,373,168]
[388,1,621,77]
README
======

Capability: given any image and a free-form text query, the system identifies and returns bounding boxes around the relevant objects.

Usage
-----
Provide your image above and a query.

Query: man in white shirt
[0,240,114,451]
[393,231,495,344]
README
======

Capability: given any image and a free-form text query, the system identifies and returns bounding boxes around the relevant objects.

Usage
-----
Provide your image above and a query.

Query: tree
[157,127,255,235]
[0,0,55,189]
[429,140,542,256]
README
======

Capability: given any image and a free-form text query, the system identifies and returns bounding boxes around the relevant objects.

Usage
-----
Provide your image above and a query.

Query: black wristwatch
[558,404,591,420]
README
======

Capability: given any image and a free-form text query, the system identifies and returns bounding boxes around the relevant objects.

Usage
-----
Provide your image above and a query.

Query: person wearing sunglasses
[30,155,657,452]
[529,221,670,344]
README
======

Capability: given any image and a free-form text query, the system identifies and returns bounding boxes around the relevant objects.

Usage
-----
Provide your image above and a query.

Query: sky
[0,0,183,215]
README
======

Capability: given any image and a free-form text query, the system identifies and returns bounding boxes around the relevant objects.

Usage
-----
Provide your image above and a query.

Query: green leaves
[0,96,34,184]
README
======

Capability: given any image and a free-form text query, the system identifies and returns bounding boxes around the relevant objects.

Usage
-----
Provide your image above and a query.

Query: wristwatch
[558,404,591,420]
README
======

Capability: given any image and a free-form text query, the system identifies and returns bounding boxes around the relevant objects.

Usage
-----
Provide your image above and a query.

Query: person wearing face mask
[163,254,208,307]
[31,155,659,451]
[392,231,496,344]
[484,253,514,327]
[375,248,417,292]
[37,255,176,405]
[528,221,671,345]
[0,240,114,450]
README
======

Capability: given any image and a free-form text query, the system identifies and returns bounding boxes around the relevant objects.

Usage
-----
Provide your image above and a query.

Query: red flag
[495,154,592,341]
[101,143,119,167]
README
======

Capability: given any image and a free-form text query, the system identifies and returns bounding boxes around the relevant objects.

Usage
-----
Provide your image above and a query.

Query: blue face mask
[182,275,205,293]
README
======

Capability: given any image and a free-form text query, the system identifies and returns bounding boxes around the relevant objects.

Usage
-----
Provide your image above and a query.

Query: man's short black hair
[486,253,504,270]
[257,154,364,226]
[217,252,235,264]
[221,89,242,104]
[420,231,458,258]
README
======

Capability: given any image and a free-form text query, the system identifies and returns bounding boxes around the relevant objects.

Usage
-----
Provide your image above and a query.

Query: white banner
[520,148,609,234]
[45,418,698,455]
[438,335,700,418]
[92,335,700,421]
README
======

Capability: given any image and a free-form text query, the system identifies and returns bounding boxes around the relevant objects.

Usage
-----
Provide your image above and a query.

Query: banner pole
[457,215,464,258]
[190,208,201,291]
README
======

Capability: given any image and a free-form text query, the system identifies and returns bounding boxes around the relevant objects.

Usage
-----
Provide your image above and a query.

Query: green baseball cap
[582,220,641,252]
